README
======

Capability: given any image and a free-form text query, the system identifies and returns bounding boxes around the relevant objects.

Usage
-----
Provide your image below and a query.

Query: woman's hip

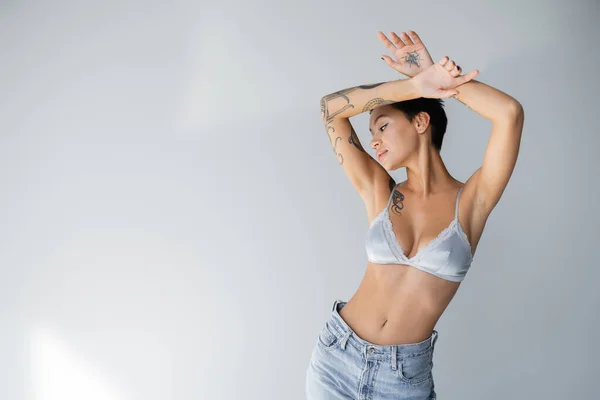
[305,299,439,399]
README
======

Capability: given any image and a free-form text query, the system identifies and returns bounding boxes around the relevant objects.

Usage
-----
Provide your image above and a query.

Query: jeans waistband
[328,299,439,357]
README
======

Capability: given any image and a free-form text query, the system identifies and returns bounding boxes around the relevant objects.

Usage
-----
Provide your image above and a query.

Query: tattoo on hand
[403,51,421,68]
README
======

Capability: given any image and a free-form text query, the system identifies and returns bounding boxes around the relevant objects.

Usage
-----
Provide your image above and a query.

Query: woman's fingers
[435,56,478,86]
[389,32,406,49]
[444,60,456,71]
[399,31,414,46]
[451,65,461,77]
[454,69,479,85]
[381,55,401,70]
[407,30,423,45]
[377,31,399,53]
[438,88,460,98]
[437,56,450,66]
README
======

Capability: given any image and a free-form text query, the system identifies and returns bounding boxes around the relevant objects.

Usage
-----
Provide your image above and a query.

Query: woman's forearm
[320,79,419,123]
[453,79,522,121]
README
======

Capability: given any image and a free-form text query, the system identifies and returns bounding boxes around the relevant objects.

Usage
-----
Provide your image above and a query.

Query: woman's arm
[453,78,522,122]
[320,79,418,123]
[321,57,476,123]
[318,57,477,209]
[455,74,524,221]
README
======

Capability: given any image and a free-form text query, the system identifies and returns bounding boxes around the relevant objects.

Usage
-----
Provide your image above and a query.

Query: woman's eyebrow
[369,114,389,134]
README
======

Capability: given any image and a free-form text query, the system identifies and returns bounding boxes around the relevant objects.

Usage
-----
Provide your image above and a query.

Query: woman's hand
[410,56,479,99]
[377,30,434,78]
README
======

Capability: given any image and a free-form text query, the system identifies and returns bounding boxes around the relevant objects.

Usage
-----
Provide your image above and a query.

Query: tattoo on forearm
[362,98,395,113]
[321,88,358,123]
[390,189,405,215]
[358,82,385,90]
[348,126,366,153]
[321,83,388,123]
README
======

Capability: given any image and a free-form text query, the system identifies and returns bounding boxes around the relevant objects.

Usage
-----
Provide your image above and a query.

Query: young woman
[306,30,524,399]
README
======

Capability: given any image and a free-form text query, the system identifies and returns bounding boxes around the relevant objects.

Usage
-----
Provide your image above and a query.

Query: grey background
[1,0,599,399]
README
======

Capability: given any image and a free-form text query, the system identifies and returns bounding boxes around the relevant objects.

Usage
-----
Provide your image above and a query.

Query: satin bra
[365,185,474,282]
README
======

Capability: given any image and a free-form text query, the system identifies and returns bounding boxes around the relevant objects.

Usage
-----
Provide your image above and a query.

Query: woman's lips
[378,151,388,161]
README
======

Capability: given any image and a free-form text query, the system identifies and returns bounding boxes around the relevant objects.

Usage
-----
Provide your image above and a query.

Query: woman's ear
[414,111,431,133]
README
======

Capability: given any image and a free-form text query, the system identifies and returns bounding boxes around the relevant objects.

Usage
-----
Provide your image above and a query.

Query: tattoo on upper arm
[325,124,344,165]
[348,126,366,153]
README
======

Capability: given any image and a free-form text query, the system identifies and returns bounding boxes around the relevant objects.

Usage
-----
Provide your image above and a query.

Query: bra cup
[365,215,398,264]
[366,210,473,281]
[415,249,451,273]
[435,231,472,277]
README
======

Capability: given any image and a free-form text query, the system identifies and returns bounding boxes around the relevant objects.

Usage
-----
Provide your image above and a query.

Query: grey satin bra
[365,185,474,282]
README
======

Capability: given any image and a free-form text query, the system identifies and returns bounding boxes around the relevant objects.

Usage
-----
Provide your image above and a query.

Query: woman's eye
[379,123,388,131]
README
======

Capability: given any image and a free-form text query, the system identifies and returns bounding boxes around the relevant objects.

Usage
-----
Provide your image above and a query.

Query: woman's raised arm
[451,70,525,221]
[320,79,418,124]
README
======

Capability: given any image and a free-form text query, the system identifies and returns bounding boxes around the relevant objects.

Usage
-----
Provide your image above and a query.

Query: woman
[306,30,524,399]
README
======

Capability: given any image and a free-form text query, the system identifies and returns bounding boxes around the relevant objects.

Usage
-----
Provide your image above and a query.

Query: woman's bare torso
[339,180,484,346]
[339,263,461,345]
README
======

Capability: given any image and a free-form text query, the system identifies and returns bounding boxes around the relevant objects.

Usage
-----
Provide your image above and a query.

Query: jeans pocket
[397,348,433,385]
[317,321,339,350]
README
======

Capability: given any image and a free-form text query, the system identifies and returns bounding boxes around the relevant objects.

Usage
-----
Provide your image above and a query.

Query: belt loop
[391,345,397,370]
[339,329,351,350]
[431,330,438,350]
[332,299,339,312]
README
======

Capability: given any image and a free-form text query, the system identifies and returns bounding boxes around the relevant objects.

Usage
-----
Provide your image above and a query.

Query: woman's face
[369,106,422,170]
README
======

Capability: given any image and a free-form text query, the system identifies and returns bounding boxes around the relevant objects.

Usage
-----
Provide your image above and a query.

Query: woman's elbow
[506,99,524,119]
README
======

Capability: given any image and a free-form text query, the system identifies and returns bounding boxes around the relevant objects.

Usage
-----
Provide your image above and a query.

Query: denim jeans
[305,300,438,399]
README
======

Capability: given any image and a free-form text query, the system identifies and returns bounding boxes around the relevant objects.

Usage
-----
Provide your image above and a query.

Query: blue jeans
[305,300,439,399]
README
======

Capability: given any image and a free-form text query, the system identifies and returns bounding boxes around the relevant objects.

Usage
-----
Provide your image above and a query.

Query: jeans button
[368,347,375,353]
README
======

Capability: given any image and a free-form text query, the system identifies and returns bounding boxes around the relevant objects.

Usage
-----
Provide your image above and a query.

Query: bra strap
[454,186,463,221]
[387,182,401,209]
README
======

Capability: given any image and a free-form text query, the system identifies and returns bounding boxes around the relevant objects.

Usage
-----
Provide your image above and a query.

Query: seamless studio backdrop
[1,1,599,399]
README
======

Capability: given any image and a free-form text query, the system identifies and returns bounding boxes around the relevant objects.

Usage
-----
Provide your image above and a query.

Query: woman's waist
[340,294,439,345]
[341,275,455,345]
